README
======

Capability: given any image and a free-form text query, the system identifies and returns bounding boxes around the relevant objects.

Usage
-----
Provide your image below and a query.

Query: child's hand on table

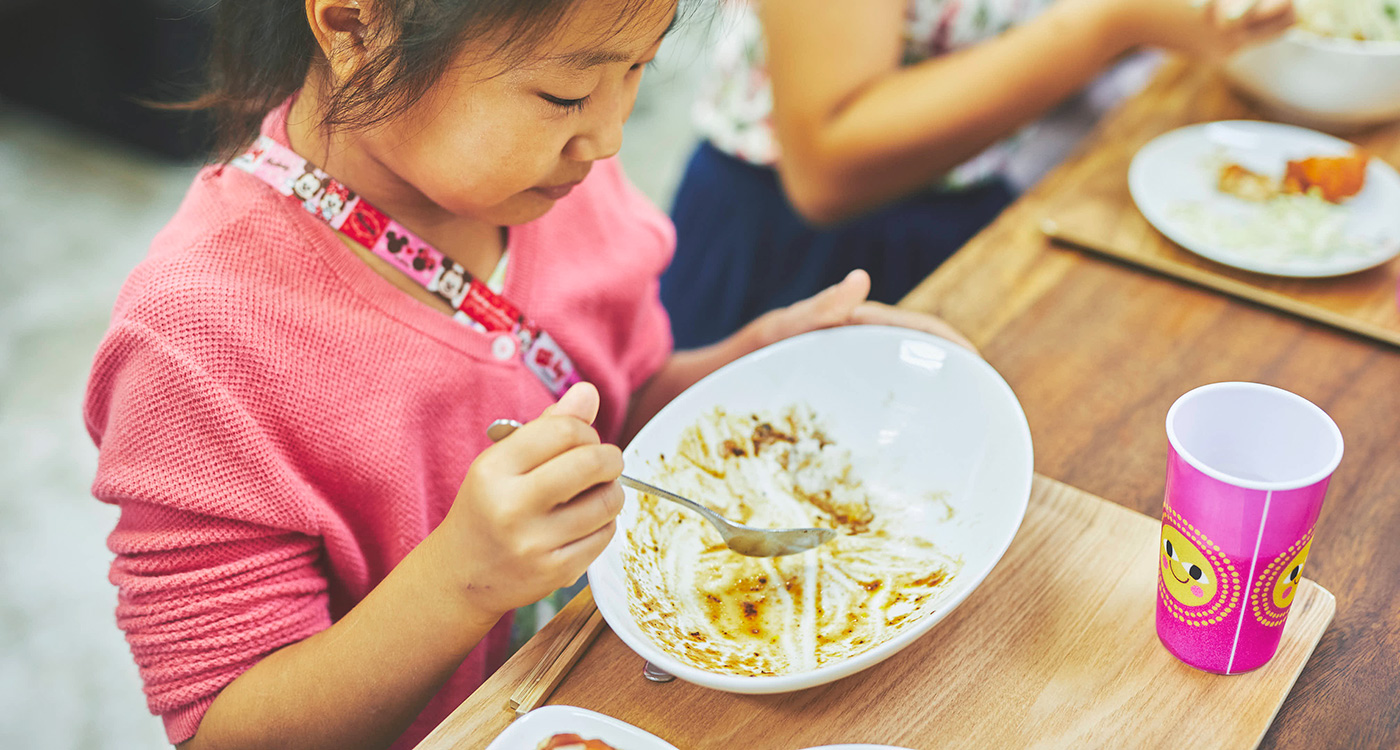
[747,269,978,354]
[433,383,623,618]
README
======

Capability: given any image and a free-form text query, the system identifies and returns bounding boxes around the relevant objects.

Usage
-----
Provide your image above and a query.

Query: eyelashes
[539,59,656,113]
[540,93,590,113]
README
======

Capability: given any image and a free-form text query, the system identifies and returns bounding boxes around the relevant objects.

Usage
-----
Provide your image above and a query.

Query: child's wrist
[417,528,510,629]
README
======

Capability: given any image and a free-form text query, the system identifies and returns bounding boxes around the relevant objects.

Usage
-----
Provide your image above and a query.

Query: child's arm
[760,0,1294,224]
[623,270,973,442]
[180,385,622,750]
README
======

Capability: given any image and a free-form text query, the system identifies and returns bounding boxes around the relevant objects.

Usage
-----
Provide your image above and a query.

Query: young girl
[83,1,969,749]
[663,0,1296,347]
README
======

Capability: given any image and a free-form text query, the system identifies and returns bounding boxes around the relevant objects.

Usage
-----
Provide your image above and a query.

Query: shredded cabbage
[1297,0,1400,42]
[1168,194,1390,265]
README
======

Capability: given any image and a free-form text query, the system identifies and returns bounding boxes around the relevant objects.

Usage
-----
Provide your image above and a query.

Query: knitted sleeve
[85,322,332,744]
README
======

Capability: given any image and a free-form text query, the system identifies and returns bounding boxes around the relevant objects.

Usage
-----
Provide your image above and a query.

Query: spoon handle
[618,475,731,532]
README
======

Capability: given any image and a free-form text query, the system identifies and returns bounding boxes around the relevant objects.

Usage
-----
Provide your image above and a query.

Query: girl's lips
[532,181,581,200]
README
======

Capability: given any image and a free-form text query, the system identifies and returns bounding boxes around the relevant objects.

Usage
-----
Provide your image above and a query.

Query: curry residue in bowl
[623,406,961,676]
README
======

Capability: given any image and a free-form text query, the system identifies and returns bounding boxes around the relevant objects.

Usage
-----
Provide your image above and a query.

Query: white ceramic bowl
[587,325,1034,694]
[1225,30,1400,133]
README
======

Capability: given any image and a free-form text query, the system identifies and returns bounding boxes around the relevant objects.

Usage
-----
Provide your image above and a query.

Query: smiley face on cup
[1161,525,1216,606]
[1272,539,1311,610]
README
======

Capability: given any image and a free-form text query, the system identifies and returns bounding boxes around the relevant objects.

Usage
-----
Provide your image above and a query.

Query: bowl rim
[1283,27,1400,54]
[590,324,1035,693]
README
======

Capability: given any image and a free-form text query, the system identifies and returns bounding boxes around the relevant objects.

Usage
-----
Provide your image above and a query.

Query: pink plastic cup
[1157,382,1343,674]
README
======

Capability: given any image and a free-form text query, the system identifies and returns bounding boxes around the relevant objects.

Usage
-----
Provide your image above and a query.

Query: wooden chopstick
[1040,218,1400,349]
[508,590,609,715]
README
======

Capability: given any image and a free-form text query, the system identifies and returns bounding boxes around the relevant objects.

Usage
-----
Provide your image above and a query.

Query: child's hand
[1101,0,1295,61]
[432,383,624,619]
[746,269,977,353]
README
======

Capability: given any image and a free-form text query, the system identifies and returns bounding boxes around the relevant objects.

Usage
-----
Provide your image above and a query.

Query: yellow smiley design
[1273,539,1310,610]
[1158,509,1240,627]
[1160,525,1216,607]
[1253,534,1313,627]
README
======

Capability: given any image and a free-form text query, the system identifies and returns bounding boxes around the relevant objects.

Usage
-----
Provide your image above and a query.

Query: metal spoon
[486,419,836,557]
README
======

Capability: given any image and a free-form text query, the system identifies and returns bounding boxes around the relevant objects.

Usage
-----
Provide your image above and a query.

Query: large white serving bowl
[1225,30,1400,133]
[588,325,1034,694]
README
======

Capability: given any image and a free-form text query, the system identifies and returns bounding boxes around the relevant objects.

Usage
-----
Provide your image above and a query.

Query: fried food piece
[1218,163,1279,202]
[537,733,618,750]
[1282,152,1369,204]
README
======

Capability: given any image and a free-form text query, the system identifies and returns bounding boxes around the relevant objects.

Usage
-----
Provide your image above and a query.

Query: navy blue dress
[663,141,1015,349]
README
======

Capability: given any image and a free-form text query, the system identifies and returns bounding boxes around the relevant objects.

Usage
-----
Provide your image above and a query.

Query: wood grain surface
[1042,219,1400,348]
[904,58,1400,749]
[418,476,1333,750]
[1035,60,1400,348]
[507,593,606,715]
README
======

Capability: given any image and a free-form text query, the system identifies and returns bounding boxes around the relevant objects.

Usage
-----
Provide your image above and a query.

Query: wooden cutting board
[1040,59,1400,348]
[417,474,1335,749]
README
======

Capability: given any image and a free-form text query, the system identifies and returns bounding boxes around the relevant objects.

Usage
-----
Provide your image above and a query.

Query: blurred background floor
[0,6,1155,747]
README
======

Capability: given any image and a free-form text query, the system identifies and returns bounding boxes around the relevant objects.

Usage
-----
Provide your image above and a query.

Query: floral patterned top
[693,0,1055,189]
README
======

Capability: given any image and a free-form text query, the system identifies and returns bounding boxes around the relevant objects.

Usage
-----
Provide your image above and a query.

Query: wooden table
[904,59,1400,749]
[424,59,1400,749]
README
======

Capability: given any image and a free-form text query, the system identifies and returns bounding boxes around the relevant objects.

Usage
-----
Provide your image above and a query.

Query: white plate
[1128,120,1400,277]
[484,705,677,750]
[589,325,1034,694]
[797,746,916,750]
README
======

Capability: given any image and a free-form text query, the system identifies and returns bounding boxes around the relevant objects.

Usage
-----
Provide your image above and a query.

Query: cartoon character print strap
[232,136,581,398]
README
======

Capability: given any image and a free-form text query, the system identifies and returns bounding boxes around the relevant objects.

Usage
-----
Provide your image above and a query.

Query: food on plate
[1296,0,1400,42]
[1216,152,1369,205]
[1283,153,1370,204]
[1181,149,1390,264]
[624,406,961,676]
[537,733,618,750]
[1217,163,1279,202]
[1168,193,1391,264]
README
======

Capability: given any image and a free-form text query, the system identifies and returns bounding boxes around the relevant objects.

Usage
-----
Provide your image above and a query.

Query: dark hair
[189,0,651,162]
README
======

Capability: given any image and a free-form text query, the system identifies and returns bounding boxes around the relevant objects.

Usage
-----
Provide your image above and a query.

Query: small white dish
[797,746,917,750]
[1129,120,1400,277]
[589,325,1034,694]
[484,705,677,750]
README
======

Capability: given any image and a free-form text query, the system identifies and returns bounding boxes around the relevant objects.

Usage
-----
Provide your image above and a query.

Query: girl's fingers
[540,382,601,425]
[541,480,625,546]
[487,415,600,475]
[528,442,625,507]
[549,518,619,579]
[1246,0,1293,22]
[804,268,872,325]
[849,302,979,353]
[758,268,872,344]
[1216,0,1291,30]
[1214,0,1258,22]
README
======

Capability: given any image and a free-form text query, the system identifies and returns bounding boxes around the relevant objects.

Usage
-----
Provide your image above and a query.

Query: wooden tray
[417,474,1335,749]
[1040,60,1400,348]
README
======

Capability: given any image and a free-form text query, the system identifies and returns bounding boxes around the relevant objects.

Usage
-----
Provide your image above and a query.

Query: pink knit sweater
[83,104,674,748]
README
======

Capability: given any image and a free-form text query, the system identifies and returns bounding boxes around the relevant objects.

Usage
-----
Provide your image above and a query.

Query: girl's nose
[565,92,627,163]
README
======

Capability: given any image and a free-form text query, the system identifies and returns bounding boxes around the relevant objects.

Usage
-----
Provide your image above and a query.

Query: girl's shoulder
[109,164,340,344]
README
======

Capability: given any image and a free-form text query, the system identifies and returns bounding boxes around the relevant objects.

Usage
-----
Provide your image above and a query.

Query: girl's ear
[305,0,375,80]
